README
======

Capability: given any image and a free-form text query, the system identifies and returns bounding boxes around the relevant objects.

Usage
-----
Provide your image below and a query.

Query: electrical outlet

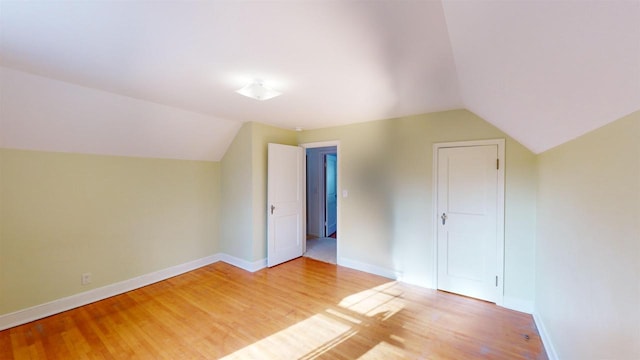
[81,272,92,285]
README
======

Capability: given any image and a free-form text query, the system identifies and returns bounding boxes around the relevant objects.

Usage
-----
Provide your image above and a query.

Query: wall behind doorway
[306,147,337,238]
[296,109,537,311]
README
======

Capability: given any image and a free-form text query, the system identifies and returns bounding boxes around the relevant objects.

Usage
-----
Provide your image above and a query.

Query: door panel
[447,232,484,281]
[268,143,303,267]
[437,145,499,303]
[448,152,489,214]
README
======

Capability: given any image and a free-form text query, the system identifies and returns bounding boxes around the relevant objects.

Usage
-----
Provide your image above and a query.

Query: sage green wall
[219,122,296,262]
[0,149,220,315]
[536,110,640,359]
[220,123,254,260]
[297,109,537,304]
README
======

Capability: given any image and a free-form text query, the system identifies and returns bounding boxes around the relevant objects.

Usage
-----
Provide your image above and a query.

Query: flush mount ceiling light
[235,80,281,101]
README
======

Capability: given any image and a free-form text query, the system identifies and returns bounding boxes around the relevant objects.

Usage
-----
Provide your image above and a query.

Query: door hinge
[496,159,499,170]
[495,276,498,287]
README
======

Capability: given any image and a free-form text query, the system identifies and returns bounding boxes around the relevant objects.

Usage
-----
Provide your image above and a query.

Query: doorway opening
[303,144,338,264]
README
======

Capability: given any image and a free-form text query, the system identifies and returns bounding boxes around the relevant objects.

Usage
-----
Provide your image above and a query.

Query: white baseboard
[1,250,544,352]
[502,296,534,314]
[218,254,267,272]
[396,273,433,289]
[0,254,221,331]
[338,257,400,280]
[533,311,559,360]
[2,254,402,331]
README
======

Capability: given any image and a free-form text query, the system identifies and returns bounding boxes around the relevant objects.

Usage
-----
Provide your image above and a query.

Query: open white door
[268,143,304,267]
[436,143,503,303]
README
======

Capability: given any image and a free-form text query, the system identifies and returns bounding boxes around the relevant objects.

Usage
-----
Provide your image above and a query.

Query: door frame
[432,139,505,306]
[300,140,340,260]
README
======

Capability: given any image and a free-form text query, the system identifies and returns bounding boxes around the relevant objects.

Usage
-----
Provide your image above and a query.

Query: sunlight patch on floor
[339,281,405,320]
[220,313,354,359]
[220,281,405,359]
[358,341,406,359]
[325,308,362,324]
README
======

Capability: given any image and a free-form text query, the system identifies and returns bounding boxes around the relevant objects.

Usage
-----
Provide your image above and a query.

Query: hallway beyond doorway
[304,236,336,264]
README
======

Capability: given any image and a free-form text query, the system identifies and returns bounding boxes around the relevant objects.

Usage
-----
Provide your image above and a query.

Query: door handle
[441,212,448,225]
[271,205,275,215]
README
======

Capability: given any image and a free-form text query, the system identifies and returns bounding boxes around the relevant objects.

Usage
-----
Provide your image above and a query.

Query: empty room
[0,1,638,359]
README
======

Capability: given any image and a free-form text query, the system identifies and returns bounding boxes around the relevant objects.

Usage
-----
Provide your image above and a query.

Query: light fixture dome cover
[236,80,281,101]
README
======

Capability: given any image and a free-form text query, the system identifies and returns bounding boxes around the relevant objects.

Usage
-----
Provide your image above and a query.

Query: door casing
[432,139,505,306]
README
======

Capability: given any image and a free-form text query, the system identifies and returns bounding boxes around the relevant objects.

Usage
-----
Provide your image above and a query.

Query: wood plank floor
[0,258,547,359]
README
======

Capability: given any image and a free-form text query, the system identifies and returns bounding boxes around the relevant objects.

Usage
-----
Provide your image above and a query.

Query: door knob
[271,205,275,215]
[441,212,448,225]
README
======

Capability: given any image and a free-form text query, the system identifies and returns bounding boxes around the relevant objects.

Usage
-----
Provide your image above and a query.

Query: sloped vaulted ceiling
[0,1,639,160]
[442,0,640,153]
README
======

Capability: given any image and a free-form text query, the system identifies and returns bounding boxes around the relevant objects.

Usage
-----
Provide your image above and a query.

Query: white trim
[300,140,341,261]
[502,296,534,314]
[0,248,540,351]
[432,139,506,306]
[0,254,221,331]
[533,312,559,360]
[1,252,407,331]
[338,257,401,280]
[218,253,267,272]
[398,274,432,289]
[300,141,340,149]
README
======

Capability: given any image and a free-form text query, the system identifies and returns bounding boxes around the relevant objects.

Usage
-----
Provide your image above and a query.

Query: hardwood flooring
[0,258,547,359]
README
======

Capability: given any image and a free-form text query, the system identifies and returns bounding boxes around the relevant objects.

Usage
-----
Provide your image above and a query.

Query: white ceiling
[1,0,638,160]
[443,0,640,153]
